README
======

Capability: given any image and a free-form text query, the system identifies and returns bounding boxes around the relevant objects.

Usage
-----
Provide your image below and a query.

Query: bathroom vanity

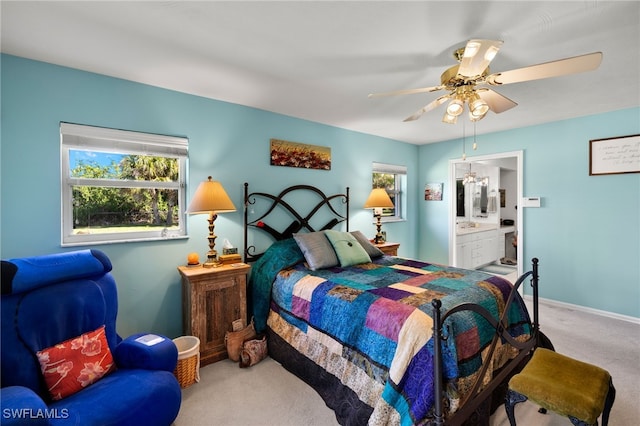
[455,224,516,270]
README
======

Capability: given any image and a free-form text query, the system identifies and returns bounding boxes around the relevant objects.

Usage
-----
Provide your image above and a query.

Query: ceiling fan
[368,39,602,124]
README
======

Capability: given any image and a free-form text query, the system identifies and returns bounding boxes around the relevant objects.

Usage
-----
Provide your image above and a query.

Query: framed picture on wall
[425,183,443,201]
[270,138,331,170]
[589,134,640,175]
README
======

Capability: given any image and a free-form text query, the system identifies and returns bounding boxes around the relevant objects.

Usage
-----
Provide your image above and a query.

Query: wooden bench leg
[505,389,528,426]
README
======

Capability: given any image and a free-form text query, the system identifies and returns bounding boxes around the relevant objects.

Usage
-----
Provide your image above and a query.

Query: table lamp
[187,176,236,267]
[364,188,394,244]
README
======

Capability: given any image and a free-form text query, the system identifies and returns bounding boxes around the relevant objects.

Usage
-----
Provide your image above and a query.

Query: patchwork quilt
[251,239,531,425]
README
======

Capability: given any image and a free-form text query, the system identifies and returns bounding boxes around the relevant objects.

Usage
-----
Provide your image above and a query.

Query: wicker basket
[172,336,200,388]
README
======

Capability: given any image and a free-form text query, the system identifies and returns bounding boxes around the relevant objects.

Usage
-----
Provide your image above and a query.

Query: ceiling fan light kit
[442,113,457,124]
[369,39,602,125]
[469,110,486,122]
[469,94,489,117]
[446,98,464,116]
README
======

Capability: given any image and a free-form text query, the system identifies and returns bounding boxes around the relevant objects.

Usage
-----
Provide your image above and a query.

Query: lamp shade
[364,188,394,209]
[187,177,236,214]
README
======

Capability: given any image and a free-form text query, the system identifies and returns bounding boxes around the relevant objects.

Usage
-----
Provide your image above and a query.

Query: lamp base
[373,214,384,244]
[198,212,222,267]
[203,249,221,268]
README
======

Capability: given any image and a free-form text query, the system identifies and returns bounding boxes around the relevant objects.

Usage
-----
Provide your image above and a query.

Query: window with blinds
[60,122,188,246]
[372,162,407,221]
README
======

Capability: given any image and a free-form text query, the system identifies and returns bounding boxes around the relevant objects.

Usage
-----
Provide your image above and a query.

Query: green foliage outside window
[71,155,179,231]
[372,172,397,217]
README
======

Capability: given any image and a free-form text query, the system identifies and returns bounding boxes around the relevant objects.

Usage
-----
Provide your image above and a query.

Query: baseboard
[523,295,640,325]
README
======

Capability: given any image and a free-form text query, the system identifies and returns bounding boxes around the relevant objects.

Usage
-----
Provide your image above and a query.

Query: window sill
[373,217,405,224]
[61,235,189,247]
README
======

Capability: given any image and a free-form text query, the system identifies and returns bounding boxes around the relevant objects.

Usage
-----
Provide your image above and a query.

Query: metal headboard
[243,182,349,263]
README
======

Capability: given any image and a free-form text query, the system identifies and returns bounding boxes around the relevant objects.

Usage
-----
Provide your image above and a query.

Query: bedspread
[251,240,531,425]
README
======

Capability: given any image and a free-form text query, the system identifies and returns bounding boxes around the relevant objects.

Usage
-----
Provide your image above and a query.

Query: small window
[61,123,188,246]
[372,162,406,221]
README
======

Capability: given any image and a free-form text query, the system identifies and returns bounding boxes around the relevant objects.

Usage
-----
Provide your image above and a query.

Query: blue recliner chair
[1,249,181,425]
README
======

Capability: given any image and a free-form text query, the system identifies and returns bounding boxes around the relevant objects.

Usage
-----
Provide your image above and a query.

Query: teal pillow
[293,232,339,271]
[325,230,372,267]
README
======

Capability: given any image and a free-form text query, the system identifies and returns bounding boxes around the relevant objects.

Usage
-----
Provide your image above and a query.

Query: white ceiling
[2,1,639,145]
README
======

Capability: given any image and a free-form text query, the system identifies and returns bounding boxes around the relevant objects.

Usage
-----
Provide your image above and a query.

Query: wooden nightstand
[375,242,400,256]
[177,263,251,366]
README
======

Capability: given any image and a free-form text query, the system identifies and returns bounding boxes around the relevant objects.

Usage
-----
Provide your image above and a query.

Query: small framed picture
[425,183,443,201]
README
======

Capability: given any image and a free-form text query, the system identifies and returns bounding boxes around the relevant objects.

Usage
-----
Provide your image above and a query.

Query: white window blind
[372,162,407,175]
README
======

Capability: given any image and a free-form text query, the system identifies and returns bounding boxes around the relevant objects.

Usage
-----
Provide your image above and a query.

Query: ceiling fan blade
[457,39,503,79]
[368,85,444,98]
[403,95,450,122]
[476,89,518,113]
[485,52,603,85]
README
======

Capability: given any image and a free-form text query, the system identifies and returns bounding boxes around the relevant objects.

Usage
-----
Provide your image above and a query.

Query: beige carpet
[175,299,639,425]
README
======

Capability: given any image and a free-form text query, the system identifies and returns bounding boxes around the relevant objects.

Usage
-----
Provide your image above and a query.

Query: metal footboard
[431,258,541,425]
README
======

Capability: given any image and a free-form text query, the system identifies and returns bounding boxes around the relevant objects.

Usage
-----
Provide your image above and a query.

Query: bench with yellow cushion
[505,348,615,426]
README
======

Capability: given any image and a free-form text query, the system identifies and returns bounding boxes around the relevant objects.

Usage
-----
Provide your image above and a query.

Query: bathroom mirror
[472,177,489,218]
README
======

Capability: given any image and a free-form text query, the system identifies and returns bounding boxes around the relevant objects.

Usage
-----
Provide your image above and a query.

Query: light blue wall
[418,109,640,318]
[2,54,638,341]
[1,55,419,337]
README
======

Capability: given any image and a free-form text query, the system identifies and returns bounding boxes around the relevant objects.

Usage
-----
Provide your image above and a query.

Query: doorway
[448,151,524,280]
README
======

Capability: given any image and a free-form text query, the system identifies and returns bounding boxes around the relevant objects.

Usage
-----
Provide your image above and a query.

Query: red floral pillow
[36,325,115,400]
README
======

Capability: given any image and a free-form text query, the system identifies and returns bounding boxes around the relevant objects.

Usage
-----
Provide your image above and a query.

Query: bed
[243,183,546,425]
